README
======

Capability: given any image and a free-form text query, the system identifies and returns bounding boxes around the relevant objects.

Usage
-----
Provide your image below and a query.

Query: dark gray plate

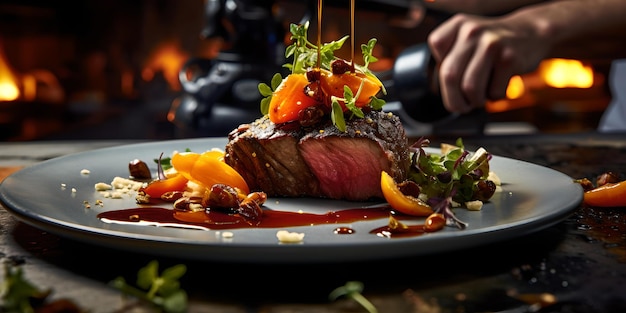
[0,138,582,263]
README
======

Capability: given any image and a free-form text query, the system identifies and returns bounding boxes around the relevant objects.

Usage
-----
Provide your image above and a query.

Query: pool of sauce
[97,205,432,237]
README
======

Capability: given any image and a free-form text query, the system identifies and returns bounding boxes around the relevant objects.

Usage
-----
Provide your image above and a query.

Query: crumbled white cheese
[111,176,144,191]
[276,230,305,243]
[465,200,483,211]
[80,169,91,175]
[109,191,124,199]
[94,182,112,191]
[222,231,234,238]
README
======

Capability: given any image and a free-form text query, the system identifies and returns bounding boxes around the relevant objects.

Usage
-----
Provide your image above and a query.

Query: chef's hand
[427,12,551,113]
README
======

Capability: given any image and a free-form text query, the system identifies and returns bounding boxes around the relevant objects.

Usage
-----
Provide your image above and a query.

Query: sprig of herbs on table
[1,261,188,313]
[3,261,376,313]
[0,263,52,313]
[109,260,188,313]
[329,281,378,313]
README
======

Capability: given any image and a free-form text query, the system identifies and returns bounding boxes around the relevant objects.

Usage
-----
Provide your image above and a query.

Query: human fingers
[436,16,491,113]
[487,46,516,101]
[460,27,522,108]
[428,14,466,63]
[437,44,475,113]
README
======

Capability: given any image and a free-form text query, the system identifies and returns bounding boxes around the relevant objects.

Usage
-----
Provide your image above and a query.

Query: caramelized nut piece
[424,213,446,232]
[238,197,263,225]
[173,196,203,211]
[135,190,150,204]
[330,59,354,74]
[597,171,620,187]
[246,191,267,206]
[161,191,184,202]
[203,184,240,210]
[129,159,152,179]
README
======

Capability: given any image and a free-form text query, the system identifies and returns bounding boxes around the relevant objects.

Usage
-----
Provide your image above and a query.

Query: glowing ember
[142,40,189,91]
[540,58,594,88]
[0,48,19,102]
[505,75,525,100]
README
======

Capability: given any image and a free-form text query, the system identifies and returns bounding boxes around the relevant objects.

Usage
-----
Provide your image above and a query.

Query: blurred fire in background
[0,0,611,141]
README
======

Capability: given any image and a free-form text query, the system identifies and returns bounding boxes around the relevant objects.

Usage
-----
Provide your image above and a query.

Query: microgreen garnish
[408,137,494,229]
[109,260,188,313]
[258,21,387,131]
[329,281,378,313]
[330,84,365,132]
[258,73,283,115]
[285,21,347,74]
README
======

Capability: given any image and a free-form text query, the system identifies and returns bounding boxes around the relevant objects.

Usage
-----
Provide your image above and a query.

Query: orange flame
[142,40,189,91]
[539,58,594,88]
[0,48,20,101]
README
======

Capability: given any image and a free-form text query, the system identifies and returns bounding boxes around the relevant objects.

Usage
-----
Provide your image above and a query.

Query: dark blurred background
[0,0,612,141]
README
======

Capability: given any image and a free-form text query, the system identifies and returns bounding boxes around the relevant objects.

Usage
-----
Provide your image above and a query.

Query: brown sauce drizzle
[97,205,432,238]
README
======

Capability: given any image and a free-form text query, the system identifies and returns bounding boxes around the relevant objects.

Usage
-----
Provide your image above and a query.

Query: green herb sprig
[109,260,188,313]
[258,73,283,116]
[257,22,387,132]
[408,137,494,229]
[329,281,378,313]
[0,264,51,313]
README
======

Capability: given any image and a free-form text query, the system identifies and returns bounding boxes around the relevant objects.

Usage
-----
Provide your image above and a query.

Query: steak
[224,110,410,201]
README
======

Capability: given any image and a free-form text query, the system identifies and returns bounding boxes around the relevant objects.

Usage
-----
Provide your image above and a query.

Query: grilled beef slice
[224,110,410,201]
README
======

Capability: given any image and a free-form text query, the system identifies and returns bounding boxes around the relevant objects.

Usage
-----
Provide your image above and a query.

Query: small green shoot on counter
[109,260,188,313]
[329,281,378,313]
[0,263,51,313]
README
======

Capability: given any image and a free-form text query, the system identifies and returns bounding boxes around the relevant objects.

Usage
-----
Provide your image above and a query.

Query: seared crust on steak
[225,119,322,197]
[225,110,410,201]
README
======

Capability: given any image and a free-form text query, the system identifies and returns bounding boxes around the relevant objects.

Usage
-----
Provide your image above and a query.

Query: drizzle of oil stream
[350,0,355,71]
[317,0,322,69]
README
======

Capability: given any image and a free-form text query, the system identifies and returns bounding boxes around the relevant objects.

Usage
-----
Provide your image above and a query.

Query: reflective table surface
[1,132,625,313]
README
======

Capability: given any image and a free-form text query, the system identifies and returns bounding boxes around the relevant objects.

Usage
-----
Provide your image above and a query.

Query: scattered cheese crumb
[276,230,305,243]
[465,200,483,211]
[109,191,124,199]
[71,188,77,193]
[222,231,234,238]
[111,176,144,191]
[94,182,112,191]
[80,169,91,175]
